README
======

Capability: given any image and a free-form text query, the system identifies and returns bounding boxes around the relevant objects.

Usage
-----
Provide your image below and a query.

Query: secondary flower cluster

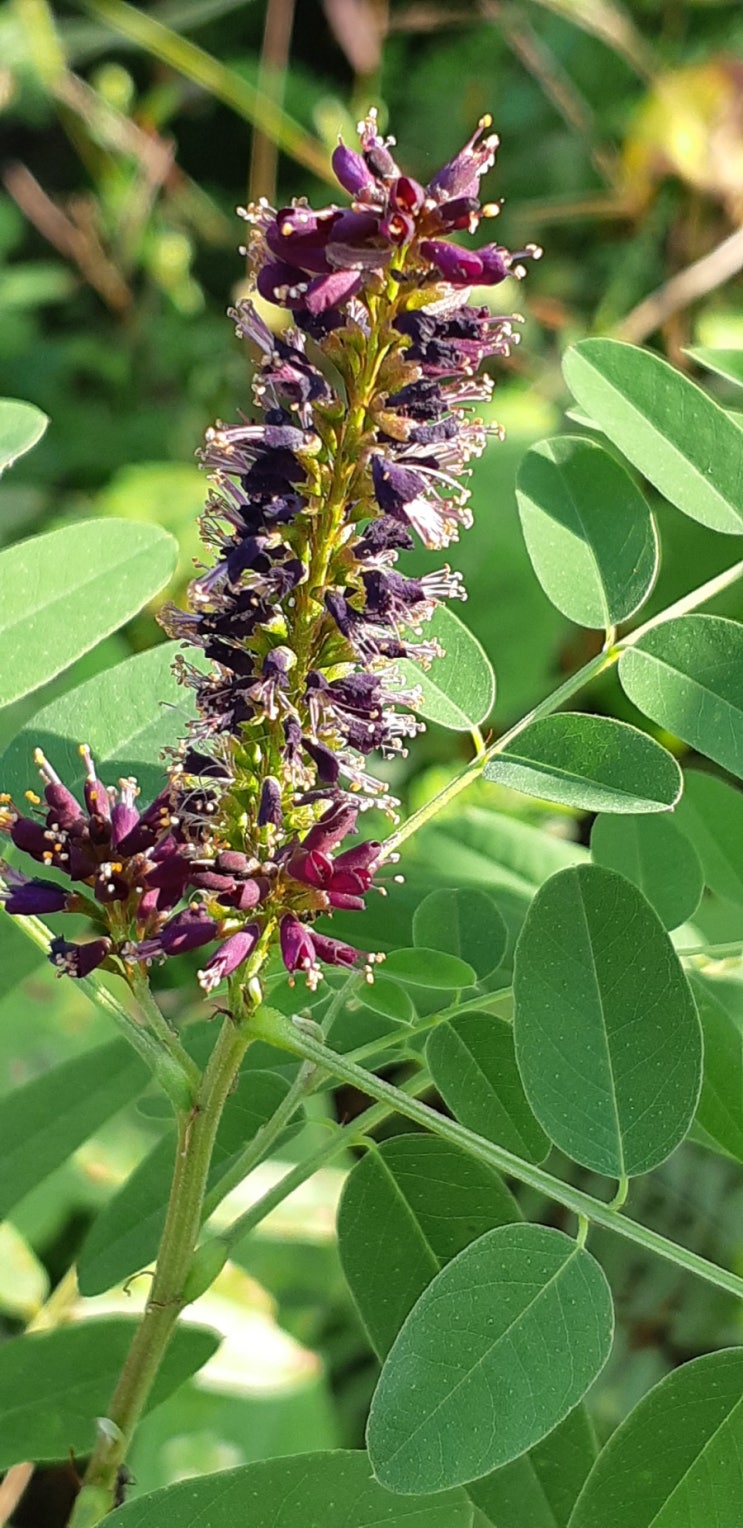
[1,112,536,996]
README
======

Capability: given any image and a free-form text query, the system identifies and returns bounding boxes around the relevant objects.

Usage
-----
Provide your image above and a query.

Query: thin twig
[616,225,743,344]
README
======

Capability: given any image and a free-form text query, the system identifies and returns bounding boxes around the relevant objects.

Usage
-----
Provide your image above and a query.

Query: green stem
[1,905,195,1108]
[128,964,201,1095]
[201,1057,319,1221]
[248,1008,743,1305]
[217,1069,434,1253]
[68,1010,255,1525]
[382,551,743,860]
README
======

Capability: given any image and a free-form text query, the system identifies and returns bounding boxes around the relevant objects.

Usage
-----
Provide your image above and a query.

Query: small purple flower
[257,777,283,829]
[2,875,69,915]
[419,240,486,285]
[50,936,112,979]
[332,141,378,199]
[159,905,219,956]
[198,925,260,994]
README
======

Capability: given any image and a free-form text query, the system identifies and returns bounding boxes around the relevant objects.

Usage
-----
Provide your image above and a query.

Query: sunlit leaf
[0,397,48,474]
[513,864,702,1176]
[338,1135,520,1356]
[397,604,496,730]
[483,713,681,813]
[367,1224,613,1493]
[619,615,743,780]
[686,347,743,390]
[516,436,657,628]
[383,947,476,988]
[0,642,202,804]
[563,340,743,533]
[0,520,178,706]
[0,1038,148,1219]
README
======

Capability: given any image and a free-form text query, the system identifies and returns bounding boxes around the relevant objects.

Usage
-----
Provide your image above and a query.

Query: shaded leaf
[469,1406,597,1527]
[563,340,743,533]
[427,1013,549,1162]
[338,1134,520,1356]
[686,347,743,389]
[0,1038,148,1219]
[413,887,507,981]
[674,770,743,905]
[689,972,743,1165]
[0,1317,218,1470]
[483,713,681,813]
[516,436,657,628]
[383,947,476,989]
[619,615,743,780]
[367,1224,613,1493]
[0,520,178,706]
[590,812,703,929]
[0,398,48,474]
[568,1350,743,1528]
[513,864,702,1176]
[398,604,496,731]
[0,642,203,805]
[113,1451,472,1526]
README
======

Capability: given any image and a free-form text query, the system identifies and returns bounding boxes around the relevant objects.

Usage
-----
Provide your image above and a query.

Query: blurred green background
[1,0,743,1518]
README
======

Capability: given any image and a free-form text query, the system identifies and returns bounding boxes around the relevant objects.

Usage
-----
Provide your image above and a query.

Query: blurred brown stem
[249,0,296,205]
[615,224,743,344]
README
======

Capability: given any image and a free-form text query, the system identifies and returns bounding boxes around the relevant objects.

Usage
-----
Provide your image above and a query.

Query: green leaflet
[513,864,702,1176]
[619,615,743,782]
[0,397,48,474]
[563,339,743,533]
[338,1134,520,1356]
[413,887,508,981]
[0,1318,218,1470]
[483,713,681,813]
[397,603,496,730]
[0,1037,148,1219]
[590,812,703,930]
[427,1013,549,1162]
[0,519,178,706]
[367,1223,613,1493]
[516,435,657,628]
[568,1350,743,1528]
[0,642,202,804]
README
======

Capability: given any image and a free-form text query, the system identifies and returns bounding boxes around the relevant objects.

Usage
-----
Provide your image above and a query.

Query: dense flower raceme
[1,113,537,995]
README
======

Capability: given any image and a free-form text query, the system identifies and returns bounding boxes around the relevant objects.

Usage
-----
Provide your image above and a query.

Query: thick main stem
[68,1012,254,1526]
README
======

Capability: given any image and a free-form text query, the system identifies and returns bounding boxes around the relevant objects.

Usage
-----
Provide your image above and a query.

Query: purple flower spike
[478,244,510,284]
[198,925,260,994]
[50,936,111,979]
[3,876,69,915]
